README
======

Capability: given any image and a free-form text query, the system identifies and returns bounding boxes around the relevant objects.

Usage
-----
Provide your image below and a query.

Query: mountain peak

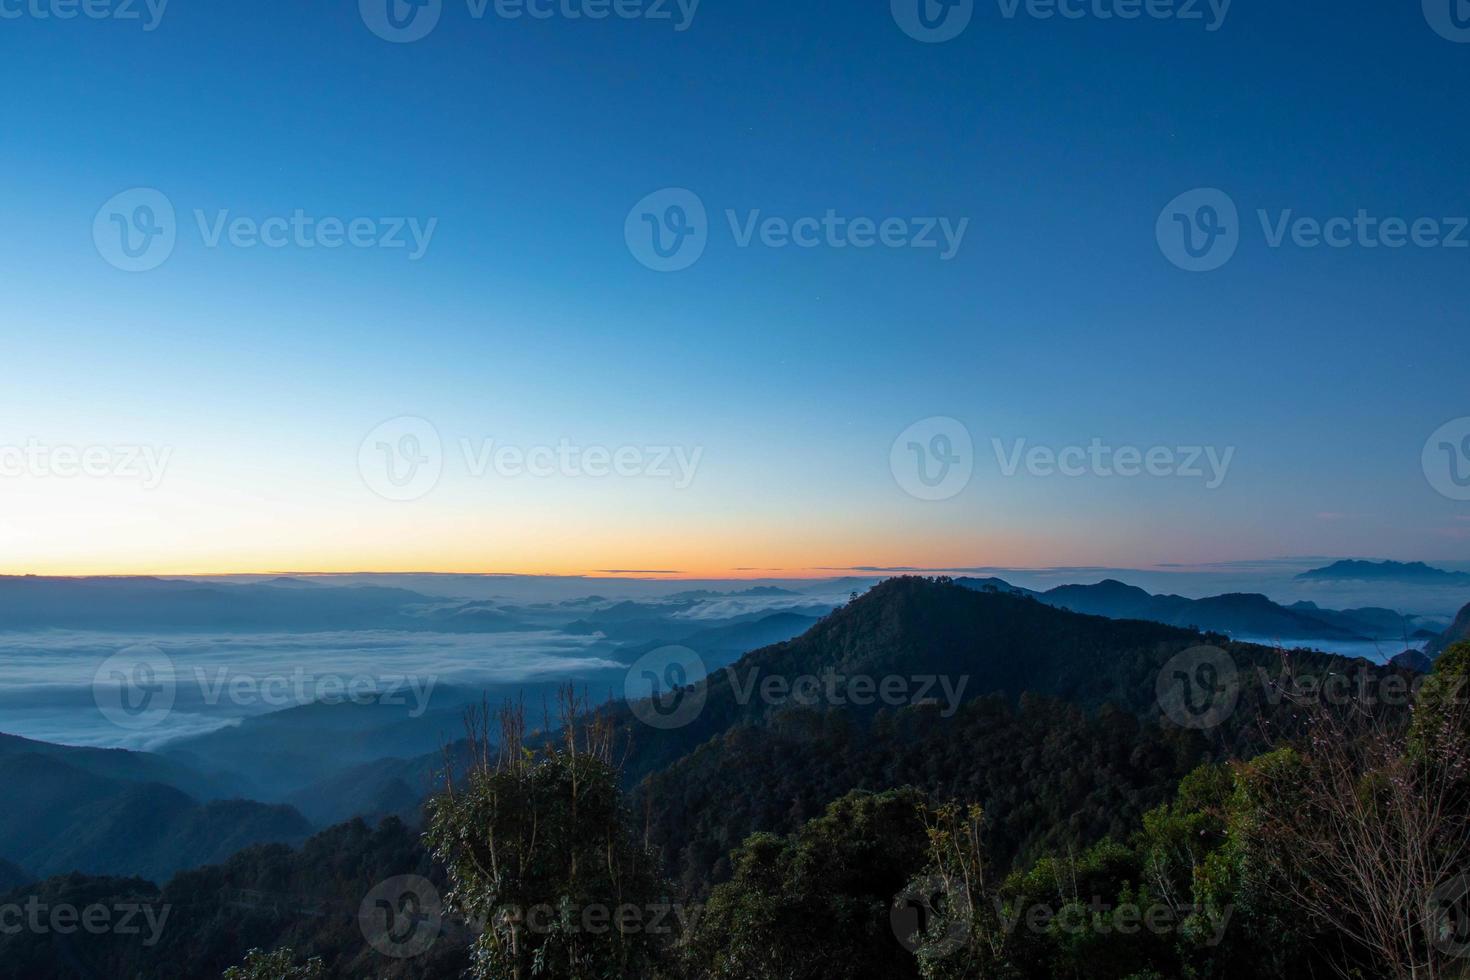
[1297,559,1470,583]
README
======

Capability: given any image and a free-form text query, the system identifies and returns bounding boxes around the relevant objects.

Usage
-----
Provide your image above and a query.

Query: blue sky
[1,0,1468,574]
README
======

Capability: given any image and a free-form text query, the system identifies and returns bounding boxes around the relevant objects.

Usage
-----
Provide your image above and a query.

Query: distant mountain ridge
[1296,560,1470,584]
[0,576,529,633]
[0,748,310,882]
[955,576,1416,643]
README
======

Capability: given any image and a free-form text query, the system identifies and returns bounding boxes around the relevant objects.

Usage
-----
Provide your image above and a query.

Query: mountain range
[955,576,1429,645]
[1296,559,1470,584]
[0,735,311,883]
[0,575,1414,979]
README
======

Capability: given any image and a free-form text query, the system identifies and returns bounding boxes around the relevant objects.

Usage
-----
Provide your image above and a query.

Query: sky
[1,0,1468,577]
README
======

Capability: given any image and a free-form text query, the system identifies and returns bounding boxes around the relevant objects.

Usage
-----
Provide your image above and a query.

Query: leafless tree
[1239,653,1470,980]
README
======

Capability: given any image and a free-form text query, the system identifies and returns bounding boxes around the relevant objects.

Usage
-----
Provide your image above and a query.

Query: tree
[1228,647,1470,980]
[684,788,931,980]
[424,689,674,980]
[221,947,323,979]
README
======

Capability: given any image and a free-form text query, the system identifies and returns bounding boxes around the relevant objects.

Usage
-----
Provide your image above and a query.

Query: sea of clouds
[0,628,622,751]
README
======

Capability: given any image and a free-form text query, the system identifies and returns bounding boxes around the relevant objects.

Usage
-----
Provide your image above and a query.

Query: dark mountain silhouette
[160,682,561,801]
[1427,601,1470,658]
[1390,649,1434,672]
[1296,559,1470,584]
[1284,601,1416,638]
[605,577,1324,786]
[955,576,1402,641]
[612,577,1384,892]
[0,753,310,882]
[0,818,462,980]
[0,733,233,801]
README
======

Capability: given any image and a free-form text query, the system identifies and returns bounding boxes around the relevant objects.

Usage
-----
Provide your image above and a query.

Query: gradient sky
[2,0,1468,576]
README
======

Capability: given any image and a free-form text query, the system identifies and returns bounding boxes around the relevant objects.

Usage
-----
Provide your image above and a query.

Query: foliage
[222,947,324,979]
[682,788,930,980]
[423,689,674,980]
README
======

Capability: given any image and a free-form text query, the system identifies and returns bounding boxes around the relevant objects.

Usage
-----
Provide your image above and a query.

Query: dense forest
[2,578,1466,979]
